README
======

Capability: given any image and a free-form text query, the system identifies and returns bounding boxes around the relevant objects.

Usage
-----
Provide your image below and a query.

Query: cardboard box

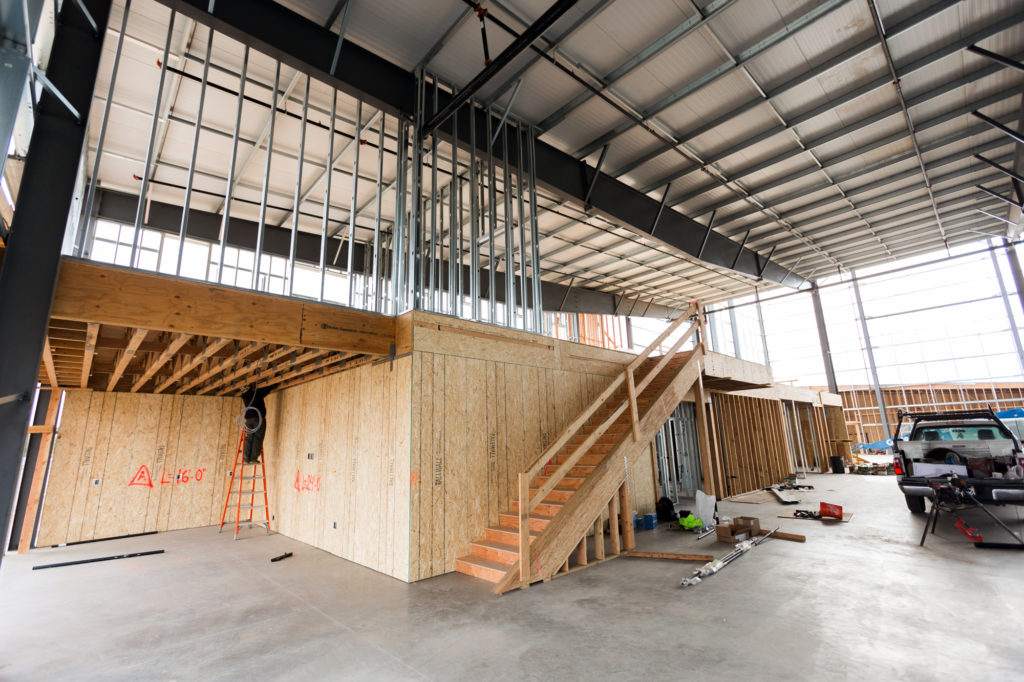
[715,516,760,543]
[735,516,761,537]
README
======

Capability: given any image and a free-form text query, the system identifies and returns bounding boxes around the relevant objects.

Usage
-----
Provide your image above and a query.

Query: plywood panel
[36,391,237,546]
[264,355,414,581]
[406,318,627,581]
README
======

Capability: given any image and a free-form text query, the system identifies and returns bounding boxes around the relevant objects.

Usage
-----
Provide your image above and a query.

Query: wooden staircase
[455,305,711,592]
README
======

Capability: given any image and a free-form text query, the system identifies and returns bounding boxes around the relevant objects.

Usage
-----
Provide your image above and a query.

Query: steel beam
[810,283,838,394]
[420,0,578,139]
[0,0,111,568]
[150,0,804,287]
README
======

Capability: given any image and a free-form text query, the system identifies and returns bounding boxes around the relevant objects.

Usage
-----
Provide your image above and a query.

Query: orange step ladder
[219,429,271,539]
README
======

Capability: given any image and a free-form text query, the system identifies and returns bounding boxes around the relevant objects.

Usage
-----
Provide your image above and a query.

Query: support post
[518,473,530,588]
[18,390,62,553]
[991,243,1024,377]
[693,360,718,497]
[0,0,111,569]
[593,515,605,560]
[852,272,890,436]
[810,282,839,394]
[1005,241,1024,325]
[576,536,587,566]
[618,482,635,552]
[608,494,620,555]
[754,286,770,366]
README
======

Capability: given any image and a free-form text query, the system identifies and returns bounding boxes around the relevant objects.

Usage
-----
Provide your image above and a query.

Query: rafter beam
[154,337,233,393]
[80,323,99,388]
[175,341,269,394]
[218,348,330,395]
[193,343,288,395]
[106,328,149,391]
[131,332,193,392]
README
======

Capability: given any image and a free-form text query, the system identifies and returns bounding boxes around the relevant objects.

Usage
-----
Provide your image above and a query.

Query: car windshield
[912,425,1009,441]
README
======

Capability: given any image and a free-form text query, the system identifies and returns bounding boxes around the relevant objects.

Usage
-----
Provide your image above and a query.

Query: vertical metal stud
[486,106,497,322]
[502,121,514,327]
[175,29,214,278]
[217,47,249,286]
[372,113,385,312]
[393,119,408,313]
[319,88,337,302]
[346,101,362,306]
[516,124,528,330]
[428,78,438,312]
[130,11,176,268]
[449,103,458,316]
[77,0,132,258]
[528,125,543,333]
[469,100,480,321]
[286,76,309,297]
[253,61,281,291]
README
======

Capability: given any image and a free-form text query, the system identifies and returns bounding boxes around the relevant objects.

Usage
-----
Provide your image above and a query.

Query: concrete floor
[2,473,1024,680]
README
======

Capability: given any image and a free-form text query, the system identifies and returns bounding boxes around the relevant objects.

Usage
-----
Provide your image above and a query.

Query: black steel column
[0,0,111,564]
[810,282,839,394]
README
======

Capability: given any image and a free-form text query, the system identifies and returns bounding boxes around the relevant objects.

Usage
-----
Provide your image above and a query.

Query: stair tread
[472,538,520,552]
[455,555,512,571]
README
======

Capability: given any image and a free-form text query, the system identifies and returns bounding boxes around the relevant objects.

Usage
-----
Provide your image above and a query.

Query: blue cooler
[643,513,657,530]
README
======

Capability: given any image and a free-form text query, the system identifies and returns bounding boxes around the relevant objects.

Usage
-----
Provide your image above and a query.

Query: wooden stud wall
[408,312,658,581]
[710,393,794,497]
[264,356,412,581]
[838,383,1024,443]
[36,391,237,546]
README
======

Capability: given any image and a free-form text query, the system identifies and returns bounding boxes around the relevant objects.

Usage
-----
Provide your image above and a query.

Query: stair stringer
[492,347,705,594]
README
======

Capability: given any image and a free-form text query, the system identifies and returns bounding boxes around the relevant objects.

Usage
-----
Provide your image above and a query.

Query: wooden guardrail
[517,303,702,586]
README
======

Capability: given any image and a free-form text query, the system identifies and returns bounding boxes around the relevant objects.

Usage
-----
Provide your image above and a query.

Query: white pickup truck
[893,410,1024,513]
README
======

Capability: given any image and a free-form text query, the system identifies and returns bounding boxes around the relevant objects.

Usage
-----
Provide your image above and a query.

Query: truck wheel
[905,494,927,514]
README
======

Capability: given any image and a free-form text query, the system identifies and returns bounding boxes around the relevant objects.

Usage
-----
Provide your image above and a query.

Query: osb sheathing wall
[37,391,237,546]
[409,312,657,581]
[263,356,412,581]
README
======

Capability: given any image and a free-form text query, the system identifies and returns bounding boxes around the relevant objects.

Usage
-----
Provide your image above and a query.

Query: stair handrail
[517,303,701,585]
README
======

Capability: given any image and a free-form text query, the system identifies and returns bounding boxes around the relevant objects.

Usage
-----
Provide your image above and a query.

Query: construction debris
[680,529,777,587]
[33,549,165,571]
[625,551,714,562]
[780,508,854,522]
[270,552,293,563]
[758,529,805,543]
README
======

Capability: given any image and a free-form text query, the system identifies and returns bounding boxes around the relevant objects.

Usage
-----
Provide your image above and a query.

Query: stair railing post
[627,367,640,442]
[519,473,530,588]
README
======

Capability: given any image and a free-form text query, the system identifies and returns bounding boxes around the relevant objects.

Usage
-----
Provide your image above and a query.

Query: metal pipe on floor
[217,47,249,286]
[253,61,281,291]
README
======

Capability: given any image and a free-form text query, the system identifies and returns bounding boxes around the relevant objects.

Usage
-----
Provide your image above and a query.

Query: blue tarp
[996,408,1024,419]
[855,438,894,451]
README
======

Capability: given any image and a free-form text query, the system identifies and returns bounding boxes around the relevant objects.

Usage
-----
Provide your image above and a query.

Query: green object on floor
[679,513,703,530]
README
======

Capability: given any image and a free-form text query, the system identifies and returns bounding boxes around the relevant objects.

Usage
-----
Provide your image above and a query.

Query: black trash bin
[829,455,845,474]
